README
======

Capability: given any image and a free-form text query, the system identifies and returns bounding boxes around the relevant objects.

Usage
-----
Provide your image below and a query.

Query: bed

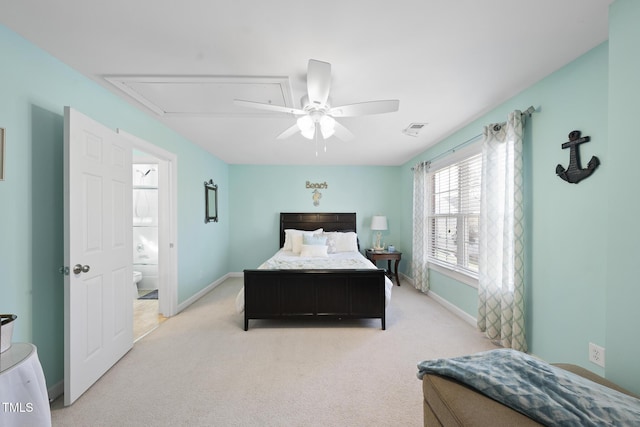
[417,349,640,426]
[238,212,393,331]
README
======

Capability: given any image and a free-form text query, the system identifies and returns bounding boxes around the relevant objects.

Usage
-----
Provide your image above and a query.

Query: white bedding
[235,249,393,313]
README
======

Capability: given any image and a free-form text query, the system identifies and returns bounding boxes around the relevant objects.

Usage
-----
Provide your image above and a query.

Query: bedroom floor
[52,276,500,426]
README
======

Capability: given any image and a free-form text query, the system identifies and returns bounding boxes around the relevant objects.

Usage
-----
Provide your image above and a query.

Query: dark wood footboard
[243,269,386,331]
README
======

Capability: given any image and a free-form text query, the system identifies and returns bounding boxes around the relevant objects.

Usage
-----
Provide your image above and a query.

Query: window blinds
[428,152,482,275]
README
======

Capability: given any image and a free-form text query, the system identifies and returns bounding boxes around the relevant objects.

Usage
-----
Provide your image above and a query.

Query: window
[428,148,482,277]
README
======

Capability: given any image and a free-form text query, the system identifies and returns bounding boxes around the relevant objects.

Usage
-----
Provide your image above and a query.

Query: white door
[63,107,133,406]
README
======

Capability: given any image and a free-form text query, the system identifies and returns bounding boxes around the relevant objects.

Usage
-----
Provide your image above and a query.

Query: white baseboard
[48,380,64,402]
[427,290,477,327]
[400,273,477,327]
[176,273,233,313]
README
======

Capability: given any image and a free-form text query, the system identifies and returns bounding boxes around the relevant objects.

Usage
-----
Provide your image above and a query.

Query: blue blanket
[417,349,640,426]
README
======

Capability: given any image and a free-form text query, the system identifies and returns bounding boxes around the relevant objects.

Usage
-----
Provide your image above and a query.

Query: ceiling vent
[402,122,428,137]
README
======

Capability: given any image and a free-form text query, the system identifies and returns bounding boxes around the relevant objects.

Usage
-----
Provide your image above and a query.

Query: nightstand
[365,249,402,286]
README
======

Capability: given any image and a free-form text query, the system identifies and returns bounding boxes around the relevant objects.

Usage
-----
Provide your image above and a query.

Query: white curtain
[477,111,527,352]
[412,161,430,293]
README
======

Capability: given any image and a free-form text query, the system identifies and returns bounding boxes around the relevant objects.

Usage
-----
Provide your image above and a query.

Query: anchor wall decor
[556,130,600,184]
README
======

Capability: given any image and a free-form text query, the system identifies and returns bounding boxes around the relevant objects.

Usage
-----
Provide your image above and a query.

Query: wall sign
[556,130,600,184]
[306,181,328,189]
[306,181,327,206]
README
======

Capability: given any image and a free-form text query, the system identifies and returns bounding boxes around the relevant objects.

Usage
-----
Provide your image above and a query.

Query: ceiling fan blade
[276,123,301,140]
[333,120,354,142]
[329,100,400,117]
[306,59,331,107]
[234,99,305,115]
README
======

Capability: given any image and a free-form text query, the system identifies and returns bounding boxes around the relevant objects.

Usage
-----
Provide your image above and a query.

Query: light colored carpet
[50,276,499,426]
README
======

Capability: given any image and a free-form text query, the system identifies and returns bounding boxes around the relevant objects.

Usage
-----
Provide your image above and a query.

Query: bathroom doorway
[119,130,178,341]
[132,155,162,339]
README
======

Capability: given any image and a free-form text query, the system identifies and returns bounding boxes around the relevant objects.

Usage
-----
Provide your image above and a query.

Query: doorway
[132,155,162,340]
[118,129,178,337]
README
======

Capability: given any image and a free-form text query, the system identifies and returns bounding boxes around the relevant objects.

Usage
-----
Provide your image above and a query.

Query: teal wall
[605,0,640,393]
[399,0,640,393]
[401,43,609,373]
[0,25,229,390]
[228,165,401,271]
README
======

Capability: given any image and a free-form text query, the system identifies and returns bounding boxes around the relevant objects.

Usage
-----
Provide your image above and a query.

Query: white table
[0,343,52,427]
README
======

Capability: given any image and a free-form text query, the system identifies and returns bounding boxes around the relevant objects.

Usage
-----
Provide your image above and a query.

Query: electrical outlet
[589,342,605,368]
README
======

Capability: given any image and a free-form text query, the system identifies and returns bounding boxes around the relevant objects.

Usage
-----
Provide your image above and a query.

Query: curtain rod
[412,106,536,169]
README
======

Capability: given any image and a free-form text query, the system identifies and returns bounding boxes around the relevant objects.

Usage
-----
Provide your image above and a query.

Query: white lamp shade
[370,215,388,231]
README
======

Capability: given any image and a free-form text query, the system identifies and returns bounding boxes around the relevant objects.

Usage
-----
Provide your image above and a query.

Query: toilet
[133,271,142,298]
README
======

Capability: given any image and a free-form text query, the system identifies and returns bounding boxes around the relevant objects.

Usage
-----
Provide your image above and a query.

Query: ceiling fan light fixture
[297,115,315,139]
[320,115,336,139]
[320,127,334,139]
[301,127,315,139]
[234,59,399,148]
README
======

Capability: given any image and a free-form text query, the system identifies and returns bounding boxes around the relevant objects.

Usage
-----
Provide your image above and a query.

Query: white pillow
[333,232,358,252]
[300,244,329,258]
[283,228,322,250]
[291,233,304,254]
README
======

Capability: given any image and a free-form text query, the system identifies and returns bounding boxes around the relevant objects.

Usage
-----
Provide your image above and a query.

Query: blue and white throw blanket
[417,349,640,426]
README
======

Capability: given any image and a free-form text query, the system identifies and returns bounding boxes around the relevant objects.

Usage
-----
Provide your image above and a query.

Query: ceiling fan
[234,59,399,143]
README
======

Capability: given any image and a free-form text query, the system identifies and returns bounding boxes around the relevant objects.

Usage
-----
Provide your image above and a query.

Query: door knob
[73,264,91,274]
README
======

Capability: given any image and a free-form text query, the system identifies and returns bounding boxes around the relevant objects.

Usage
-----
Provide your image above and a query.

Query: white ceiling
[1,0,613,165]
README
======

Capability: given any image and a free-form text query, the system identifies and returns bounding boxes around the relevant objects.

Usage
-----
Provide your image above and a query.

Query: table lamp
[371,215,388,251]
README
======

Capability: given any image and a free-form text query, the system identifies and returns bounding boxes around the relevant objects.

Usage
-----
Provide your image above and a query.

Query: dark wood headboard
[279,213,356,248]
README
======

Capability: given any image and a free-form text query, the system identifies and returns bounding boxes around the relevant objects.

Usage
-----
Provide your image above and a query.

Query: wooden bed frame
[242,212,387,331]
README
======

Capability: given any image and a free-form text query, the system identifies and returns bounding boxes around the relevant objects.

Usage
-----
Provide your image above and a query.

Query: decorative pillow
[303,234,327,246]
[333,232,359,252]
[283,228,322,250]
[322,232,339,254]
[292,231,324,254]
[300,244,329,258]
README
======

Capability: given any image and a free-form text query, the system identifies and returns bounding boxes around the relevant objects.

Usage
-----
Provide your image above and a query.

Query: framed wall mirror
[0,127,5,181]
[204,179,218,223]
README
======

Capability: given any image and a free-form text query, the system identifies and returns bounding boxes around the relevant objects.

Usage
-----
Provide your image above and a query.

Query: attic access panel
[105,75,294,117]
